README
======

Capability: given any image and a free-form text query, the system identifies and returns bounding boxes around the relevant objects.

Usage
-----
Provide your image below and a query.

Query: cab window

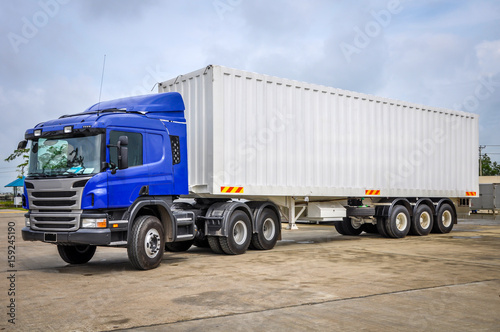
[109,131,143,167]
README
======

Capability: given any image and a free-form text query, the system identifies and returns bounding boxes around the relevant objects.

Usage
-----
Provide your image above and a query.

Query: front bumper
[22,227,112,245]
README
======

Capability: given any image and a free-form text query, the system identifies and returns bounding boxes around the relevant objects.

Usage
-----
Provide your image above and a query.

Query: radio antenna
[98,54,106,104]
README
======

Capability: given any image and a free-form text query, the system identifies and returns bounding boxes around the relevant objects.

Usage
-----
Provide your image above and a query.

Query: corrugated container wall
[159,65,479,199]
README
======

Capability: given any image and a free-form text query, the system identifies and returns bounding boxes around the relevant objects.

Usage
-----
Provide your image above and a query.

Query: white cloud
[476,39,500,75]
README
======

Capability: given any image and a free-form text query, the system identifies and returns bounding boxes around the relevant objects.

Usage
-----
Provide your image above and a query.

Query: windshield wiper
[28,172,49,178]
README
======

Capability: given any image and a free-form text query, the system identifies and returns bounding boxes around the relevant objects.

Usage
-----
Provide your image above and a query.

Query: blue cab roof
[85,92,185,122]
[25,92,186,138]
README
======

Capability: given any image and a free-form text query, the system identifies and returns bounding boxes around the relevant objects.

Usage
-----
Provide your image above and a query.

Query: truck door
[146,131,174,195]
[107,129,149,208]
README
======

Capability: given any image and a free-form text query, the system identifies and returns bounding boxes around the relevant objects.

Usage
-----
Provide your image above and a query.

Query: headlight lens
[82,218,107,228]
[25,217,30,227]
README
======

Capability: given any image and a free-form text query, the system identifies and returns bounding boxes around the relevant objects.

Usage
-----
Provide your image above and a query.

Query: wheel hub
[233,220,248,245]
[420,212,431,229]
[396,213,408,231]
[263,218,276,241]
[442,210,452,228]
[145,229,161,258]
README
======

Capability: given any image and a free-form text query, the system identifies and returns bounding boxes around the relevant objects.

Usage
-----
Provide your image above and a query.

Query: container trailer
[21,65,479,269]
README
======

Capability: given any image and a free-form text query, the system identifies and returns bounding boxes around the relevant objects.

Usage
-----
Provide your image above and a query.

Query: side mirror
[117,136,128,170]
[18,140,28,150]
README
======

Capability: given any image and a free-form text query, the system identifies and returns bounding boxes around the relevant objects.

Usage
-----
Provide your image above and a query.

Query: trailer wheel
[432,203,455,234]
[165,240,194,252]
[57,245,96,264]
[127,215,164,270]
[386,205,411,238]
[208,236,224,254]
[219,210,252,255]
[251,209,280,250]
[339,217,363,235]
[411,205,434,236]
[376,217,390,238]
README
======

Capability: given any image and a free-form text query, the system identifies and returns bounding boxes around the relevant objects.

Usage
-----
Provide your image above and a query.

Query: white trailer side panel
[159,65,479,198]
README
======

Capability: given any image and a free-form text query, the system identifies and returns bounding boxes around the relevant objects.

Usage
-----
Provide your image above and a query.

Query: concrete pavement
[0,212,499,331]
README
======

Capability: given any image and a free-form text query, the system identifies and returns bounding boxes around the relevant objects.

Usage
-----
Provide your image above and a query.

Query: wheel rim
[396,213,408,231]
[262,218,276,241]
[233,220,248,245]
[145,228,161,258]
[419,211,431,229]
[442,210,452,228]
[351,219,362,230]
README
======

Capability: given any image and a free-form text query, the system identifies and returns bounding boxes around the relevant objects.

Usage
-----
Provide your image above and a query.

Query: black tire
[411,205,434,236]
[57,245,96,264]
[334,220,347,235]
[432,203,455,234]
[219,210,252,255]
[362,223,378,234]
[251,209,280,250]
[127,215,165,270]
[165,240,194,252]
[339,217,363,236]
[208,236,224,254]
[386,205,411,238]
[376,217,390,238]
[193,237,210,248]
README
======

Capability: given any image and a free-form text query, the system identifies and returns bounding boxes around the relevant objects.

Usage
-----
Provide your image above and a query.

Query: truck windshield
[28,134,102,177]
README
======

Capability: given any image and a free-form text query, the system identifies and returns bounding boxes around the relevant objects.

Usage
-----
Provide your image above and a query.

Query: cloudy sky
[1,0,499,189]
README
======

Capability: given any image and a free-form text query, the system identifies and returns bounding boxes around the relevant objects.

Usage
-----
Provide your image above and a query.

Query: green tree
[481,153,500,176]
[4,148,30,178]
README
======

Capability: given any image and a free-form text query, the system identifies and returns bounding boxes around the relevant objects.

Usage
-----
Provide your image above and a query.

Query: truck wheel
[376,217,390,238]
[251,209,280,250]
[219,210,252,255]
[334,221,347,235]
[208,236,224,254]
[386,205,411,238]
[340,217,363,235]
[165,240,194,252]
[194,237,210,248]
[432,204,455,234]
[411,205,434,236]
[57,245,96,264]
[127,215,164,270]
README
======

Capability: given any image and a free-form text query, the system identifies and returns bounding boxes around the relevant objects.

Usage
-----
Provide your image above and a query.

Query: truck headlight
[25,217,30,227]
[82,218,107,228]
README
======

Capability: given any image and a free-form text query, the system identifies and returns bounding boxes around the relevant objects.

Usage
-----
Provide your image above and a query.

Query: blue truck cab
[20,92,281,270]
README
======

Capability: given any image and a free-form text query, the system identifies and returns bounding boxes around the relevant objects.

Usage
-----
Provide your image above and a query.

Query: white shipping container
[159,65,479,199]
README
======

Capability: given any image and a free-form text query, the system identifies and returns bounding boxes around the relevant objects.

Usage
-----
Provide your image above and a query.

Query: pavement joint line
[112,278,500,332]
[273,245,500,269]
[360,249,500,268]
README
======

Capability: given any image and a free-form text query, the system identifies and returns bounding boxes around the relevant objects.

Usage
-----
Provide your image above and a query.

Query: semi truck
[20,65,479,270]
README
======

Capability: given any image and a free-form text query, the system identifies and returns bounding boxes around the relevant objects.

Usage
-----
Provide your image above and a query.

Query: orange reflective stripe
[221,186,244,194]
[365,190,380,195]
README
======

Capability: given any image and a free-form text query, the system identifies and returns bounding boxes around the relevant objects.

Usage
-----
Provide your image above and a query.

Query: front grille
[34,223,75,229]
[30,212,80,231]
[32,191,76,198]
[33,200,76,207]
[26,177,90,231]
[34,216,74,222]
